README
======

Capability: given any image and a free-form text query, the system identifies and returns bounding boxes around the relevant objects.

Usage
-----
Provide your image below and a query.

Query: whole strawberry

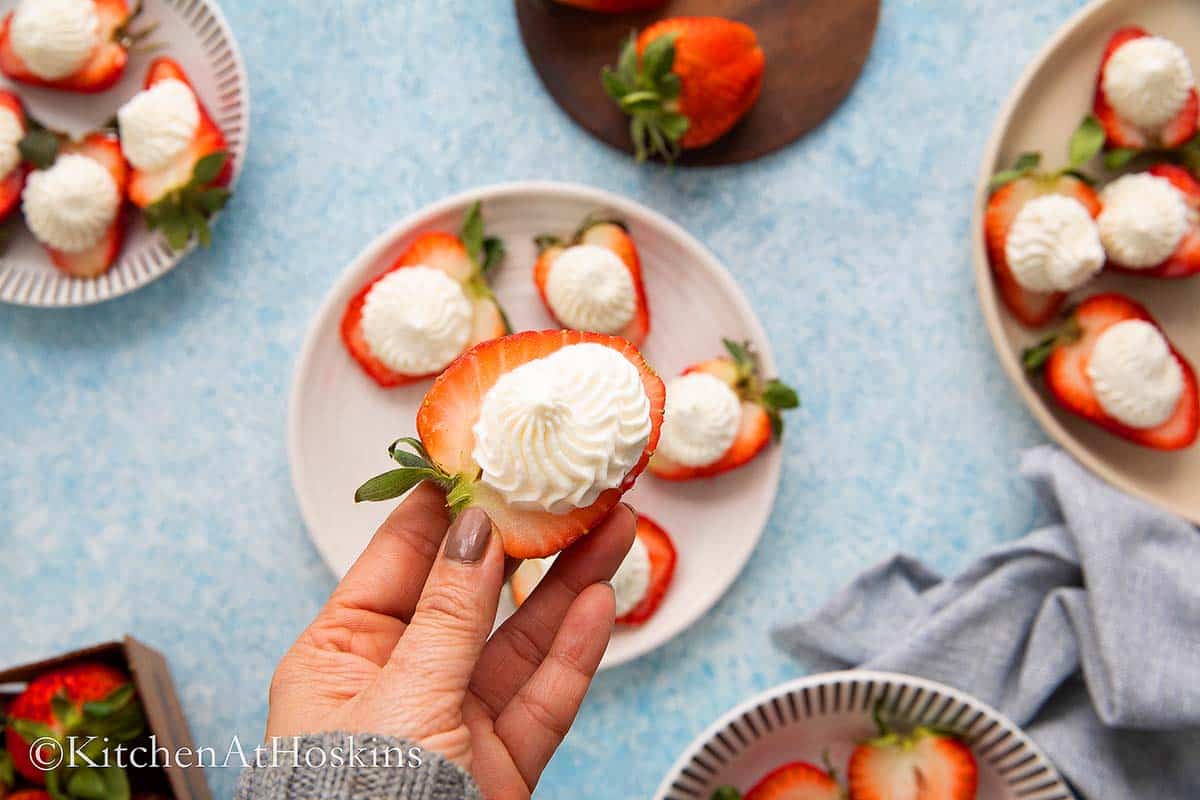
[603,17,765,161]
[5,663,144,787]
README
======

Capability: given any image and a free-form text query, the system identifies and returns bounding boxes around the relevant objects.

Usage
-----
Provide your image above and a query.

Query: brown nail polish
[444,507,492,563]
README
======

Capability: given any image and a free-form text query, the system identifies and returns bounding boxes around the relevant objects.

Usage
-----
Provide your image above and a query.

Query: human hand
[266,482,637,798]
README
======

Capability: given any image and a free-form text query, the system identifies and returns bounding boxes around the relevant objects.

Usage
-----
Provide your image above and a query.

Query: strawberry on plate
[617,514,675,625]
[984,152,1103,328]
[341,203,510,388]
[711,761,841,800]
[355,330,666,558]
[551,0,667,10]
[5,662,144,787]
[128,58,233,251]
[650,339,798,481]
[847,706,977,800]
[603,17,765,161]
[1024,293,1198,451]
[0,0,154,94]
[533,214,650,345]
[8,791,52,800]
[0,90,28,222]
[1101,165,1200,278]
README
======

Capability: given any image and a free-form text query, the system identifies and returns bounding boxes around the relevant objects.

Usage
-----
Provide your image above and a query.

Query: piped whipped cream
[1098,173,1190,268]
[657,372,742,467]
[1087,319,1184,429]
[511,539,650,617]
[360,266,473,375]
[23,154,119,253]
[1103,36,1194,130]
[0,107,23,178]
[545,244,636,335]
[1005,195,1105,292]
[118,79,200,173]
[472,343,651,514]
[10,0,99,81]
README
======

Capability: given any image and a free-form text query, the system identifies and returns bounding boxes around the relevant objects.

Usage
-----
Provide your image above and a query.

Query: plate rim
[287,179,783,669]
[969,0,1200,525]
[653,669,1075,800]
[0,0,251,309]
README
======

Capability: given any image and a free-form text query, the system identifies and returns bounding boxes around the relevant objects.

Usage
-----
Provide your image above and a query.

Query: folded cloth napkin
[772,445,1200,799]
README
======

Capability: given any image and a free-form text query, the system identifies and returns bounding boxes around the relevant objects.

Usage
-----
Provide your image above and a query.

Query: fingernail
[620,502,638,524]
[444,507,492,563]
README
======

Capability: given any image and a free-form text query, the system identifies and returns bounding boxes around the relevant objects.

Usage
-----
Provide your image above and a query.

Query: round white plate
[0,0,249,307]
[656,671,1074,800]
[972,0,1200,523]
[289,181,783,670]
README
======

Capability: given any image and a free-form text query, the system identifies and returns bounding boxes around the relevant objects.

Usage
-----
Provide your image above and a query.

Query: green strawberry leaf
[1103,147,1138,171]
[1068,115,1105,168]
[615,33,638,89]
[354,469,434,502]
[603,30,689,163]
[461,201,485,265]
[761,379,800,410]
[51,691,82,731]
[0,749,15,789]
[67,763,130,800]
[189,151,228,188]
[390,446,430,469]
[767,408,784,441]
[82,684,135,719]
[534,233,563,253]
[144,152,233,251]
[710,787,742,800]
[640,31,677,82]
[481,236,505,273]
[11,718,58,744]
[389,436,430,463]
[722,339,754,370]
[19,129,60,170]
[1013,151,1041,172]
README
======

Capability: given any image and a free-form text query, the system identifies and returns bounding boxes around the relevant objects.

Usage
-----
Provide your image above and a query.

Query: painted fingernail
[444,508,492,563]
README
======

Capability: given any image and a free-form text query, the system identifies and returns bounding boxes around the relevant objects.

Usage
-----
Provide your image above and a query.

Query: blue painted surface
[0,1,1086,796]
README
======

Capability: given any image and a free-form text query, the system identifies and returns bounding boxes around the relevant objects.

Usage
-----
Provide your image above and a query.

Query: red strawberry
[718,761,842,800]
[357,330,665,558]
[0,91,27,222]
[848,707,977,800]
[552,0,667,10]
[983,155,1101,328]
[8,791,52,800]
[650,339,798,481]
[1024,293,1199,450]
[1107,165,1200,278]
[533,215,650,345]
[603,17,765,161]
[5,663,144,786]
[1093,27,1198,152]
[0,0,151,94]
[342,203,510,388]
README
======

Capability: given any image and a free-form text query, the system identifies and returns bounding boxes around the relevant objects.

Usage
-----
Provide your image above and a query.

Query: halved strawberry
[342,203,509,388]
[847,707,977,800]
[0,0,150,94]
[1106,165,1200,278]
[1093,27,1198,154]
[356,330,665,558]
[650,339,798,481]
[552,0,668,10]
[533,215,650,345]
[983,154,1102,328]
[1024,294,1199,450]
[715,762,842,800]
[0,90,28,222]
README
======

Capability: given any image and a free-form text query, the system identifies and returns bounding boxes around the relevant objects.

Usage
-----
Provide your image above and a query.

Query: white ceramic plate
[289,182,783,670]
[973,0,1200,523]
[656,671,1074,800]
[0,0,249,307]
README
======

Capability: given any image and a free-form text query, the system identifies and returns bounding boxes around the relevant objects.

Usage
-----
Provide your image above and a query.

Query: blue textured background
[0,1,1086,796]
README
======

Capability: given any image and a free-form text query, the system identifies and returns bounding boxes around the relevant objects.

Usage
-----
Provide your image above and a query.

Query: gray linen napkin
[772,445,1200,799]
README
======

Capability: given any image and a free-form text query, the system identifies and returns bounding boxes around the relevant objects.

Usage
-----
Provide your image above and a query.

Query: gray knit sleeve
[235,732,482,800]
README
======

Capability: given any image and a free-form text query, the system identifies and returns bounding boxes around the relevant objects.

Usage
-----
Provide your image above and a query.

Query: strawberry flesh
[44,132,128,278]
[616,514,676,625]
[1093,26,1198,150]
[743,761,841,800]
[0,90,26,222]
[848,731,978,800]
[0,0,131,94]
[1108,165,1200,278]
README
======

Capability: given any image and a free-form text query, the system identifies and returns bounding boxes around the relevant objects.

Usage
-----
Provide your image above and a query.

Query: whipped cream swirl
[360,266,473,375]
[23,154,119,253]
[658,372,742,467]
[1103,36,1194,130]
[10,0,99,81]
[1088,320,1184,429]
[545,244,636,334]
[1098,173,1189,269]
[118,79,201,172]
[472,343,652,513]
[1005,195,1105,293]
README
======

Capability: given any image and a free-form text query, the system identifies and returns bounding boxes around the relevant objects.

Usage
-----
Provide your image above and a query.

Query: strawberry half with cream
[984,152,1105,328]
[1098,165,1200,278]
[123,58,232,250]
[0,91,28,222]
[1093,27,1198,161]
[356,330,665,558]
[342,203,509,388]
[0,0,154,93]
[1024,293,1198,450]
[650,339,798,480]
[712,761,841,800]
[533,215,650,345]
[21,130,127,278]
[511,513,676,624]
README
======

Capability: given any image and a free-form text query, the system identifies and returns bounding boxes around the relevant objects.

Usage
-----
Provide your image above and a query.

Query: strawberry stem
[602,31,689,163]
[357,438,474,515]
[1022,316,1082,372]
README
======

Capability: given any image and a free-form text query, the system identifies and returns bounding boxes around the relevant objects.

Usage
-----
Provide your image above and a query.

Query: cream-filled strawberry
[1024,293,1198,450]
[0,91,28,222]
[510,514,676,625]
[21,132,127,278]
[651,339,798,480]
[1098,167,1200,278]
[534,215,650,345]
[342,203,509,387]
[355,330,665,558]
[0,0,151,93]
[127,58,233,250]
[1094,27,1198,154]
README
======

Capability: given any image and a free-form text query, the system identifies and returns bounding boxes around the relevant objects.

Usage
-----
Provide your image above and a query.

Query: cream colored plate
[289,182,783,670]
[973,0,1200,524]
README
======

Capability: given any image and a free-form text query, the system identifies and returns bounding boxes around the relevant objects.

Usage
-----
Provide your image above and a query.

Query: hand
[267,482,637,798]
